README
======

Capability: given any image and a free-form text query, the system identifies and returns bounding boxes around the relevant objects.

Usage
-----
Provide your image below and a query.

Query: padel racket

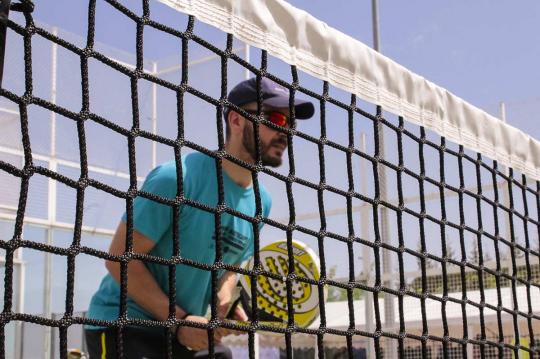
[237,239,326,329]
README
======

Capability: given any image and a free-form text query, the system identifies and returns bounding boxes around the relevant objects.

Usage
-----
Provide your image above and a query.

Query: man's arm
[216,268,248,321]
[105,221,187,321]
[105,221,219,351]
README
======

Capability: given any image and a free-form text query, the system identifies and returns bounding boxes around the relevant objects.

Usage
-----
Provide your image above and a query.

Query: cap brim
[263,96,315,119]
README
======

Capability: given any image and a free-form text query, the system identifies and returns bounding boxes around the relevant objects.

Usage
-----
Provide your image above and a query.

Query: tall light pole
[371,1,396,358]
[360,134,375,359]
[43,26,59,359]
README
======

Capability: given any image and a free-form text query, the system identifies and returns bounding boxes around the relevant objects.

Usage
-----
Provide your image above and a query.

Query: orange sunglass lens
[269,112,287,127]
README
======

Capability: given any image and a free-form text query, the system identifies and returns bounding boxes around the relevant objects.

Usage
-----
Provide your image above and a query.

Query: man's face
[240,103,289,167]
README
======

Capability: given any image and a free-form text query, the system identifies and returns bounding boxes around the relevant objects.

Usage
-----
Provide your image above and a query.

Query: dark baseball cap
[227,77,315,119]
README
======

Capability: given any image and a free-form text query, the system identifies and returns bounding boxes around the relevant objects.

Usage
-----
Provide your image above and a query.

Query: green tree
[416,241,436,271]
[326,265,347,302]
[445,243,456,260]
[325,266,364,302]
[469,244,480,264]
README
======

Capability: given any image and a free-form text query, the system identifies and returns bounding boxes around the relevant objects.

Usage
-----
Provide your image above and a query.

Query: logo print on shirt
[211,227,248,255]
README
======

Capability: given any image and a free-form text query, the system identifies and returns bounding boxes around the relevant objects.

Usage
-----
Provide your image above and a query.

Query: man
[84,77,314,358]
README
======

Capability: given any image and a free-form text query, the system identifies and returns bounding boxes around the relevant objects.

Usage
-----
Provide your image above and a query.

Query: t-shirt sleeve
[260,191,272,230]
[238,237,254,265]
[121,164,180,243]
[237,190,272,264]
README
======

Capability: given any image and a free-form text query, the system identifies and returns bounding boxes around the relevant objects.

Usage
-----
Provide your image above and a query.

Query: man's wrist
[171,311,191,336]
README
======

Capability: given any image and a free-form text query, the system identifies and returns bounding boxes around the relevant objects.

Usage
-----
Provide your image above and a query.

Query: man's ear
[227,110,245,135]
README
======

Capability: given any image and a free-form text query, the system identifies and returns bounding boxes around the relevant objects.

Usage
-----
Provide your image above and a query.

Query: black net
[1,1,540,358]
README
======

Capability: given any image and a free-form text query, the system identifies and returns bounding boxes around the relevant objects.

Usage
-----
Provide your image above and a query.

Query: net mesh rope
[1,0,540,358]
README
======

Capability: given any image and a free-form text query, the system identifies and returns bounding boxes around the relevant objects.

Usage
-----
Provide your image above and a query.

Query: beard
[242,125,286,167]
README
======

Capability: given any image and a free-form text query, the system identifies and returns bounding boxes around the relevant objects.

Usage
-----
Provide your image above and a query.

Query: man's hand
[229,303,248,322]
[214,295,248,338]
[225,304,249,337]
[217,294,235,320]
[177,315,221,351]
[215,270,246,336]
[216,270,244,319]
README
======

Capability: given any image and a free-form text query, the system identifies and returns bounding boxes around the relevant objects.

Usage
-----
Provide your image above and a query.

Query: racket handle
[225,297,241,319]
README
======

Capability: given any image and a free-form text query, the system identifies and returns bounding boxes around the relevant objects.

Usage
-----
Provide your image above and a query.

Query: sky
[9,0,538,142]
[1,0,540,346]
[288,0,540,129]
[18,0,540,122]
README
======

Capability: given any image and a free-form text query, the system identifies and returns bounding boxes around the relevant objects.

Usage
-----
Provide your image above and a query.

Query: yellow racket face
[240,239,325,328]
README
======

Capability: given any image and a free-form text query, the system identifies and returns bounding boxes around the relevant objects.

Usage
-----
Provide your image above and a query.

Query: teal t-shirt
[86,152,271,325]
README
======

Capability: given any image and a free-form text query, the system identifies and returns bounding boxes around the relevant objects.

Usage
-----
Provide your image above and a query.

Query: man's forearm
[106,259,187,321]
[219,270,240,296]
[216,270,240,317]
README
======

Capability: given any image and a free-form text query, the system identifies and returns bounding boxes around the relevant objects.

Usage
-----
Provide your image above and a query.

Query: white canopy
[309,285,540,329]
[224,285,540,348]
